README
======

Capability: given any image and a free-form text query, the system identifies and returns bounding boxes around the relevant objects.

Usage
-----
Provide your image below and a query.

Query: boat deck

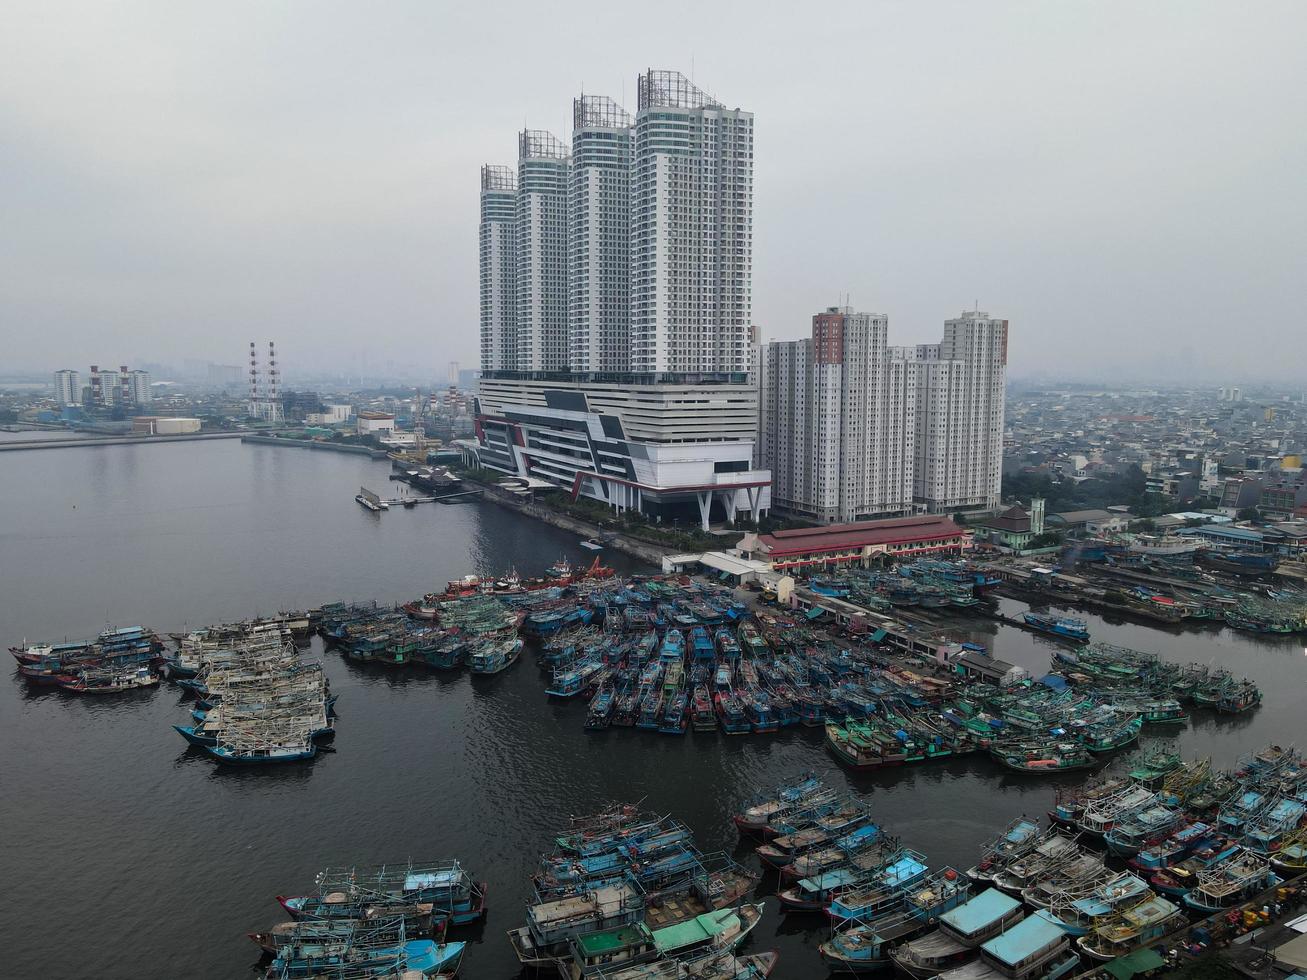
[643,892,708,930]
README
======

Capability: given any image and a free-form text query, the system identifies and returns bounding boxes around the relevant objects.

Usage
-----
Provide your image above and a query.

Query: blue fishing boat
[1130,822,1215,872]
[1022,612,1090,642]
[690,626,715,661]
[891,887,1026,980]
[820,869,970,973]
[202,739,316,764]
[546,659,603,697]
[584,687,614,730]
[280,861,487,926]
[660,629,685,660]
[468,636,522,675]
[825,850,929,920]
[1037,872,1153,937]
[269,937,464,977]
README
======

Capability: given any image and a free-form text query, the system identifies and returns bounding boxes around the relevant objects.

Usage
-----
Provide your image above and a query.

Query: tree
[952,512,968,526]
[1236,507,1260,522]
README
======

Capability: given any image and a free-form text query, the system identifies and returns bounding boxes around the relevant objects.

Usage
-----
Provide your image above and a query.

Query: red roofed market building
[738,515,972,571]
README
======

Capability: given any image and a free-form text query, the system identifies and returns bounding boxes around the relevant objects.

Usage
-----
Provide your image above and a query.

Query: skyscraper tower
[630,70,754,375]
[479,165,517,372]
[516,130,570,372]
[569,94,632,372]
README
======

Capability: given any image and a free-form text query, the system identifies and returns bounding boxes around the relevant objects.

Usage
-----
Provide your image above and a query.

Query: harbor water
[1,440,1304,978]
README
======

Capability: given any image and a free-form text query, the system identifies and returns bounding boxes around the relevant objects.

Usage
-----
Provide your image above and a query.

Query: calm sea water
[0,440,1303,979]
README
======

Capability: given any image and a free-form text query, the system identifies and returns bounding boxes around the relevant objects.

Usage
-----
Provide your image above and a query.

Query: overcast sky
[2,1,1304,382]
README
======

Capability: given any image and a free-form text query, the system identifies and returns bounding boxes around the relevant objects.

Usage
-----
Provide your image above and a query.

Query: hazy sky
[2,1,1304,381]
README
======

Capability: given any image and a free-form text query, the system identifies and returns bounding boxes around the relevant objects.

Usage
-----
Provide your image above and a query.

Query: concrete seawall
[239,435,389,459]
[470,480,677,566]
[0,432,243,452]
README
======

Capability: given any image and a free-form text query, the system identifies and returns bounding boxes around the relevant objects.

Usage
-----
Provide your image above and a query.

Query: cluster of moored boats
[250,859,485,977]
[9,624,165,692]
[731,756,1303,978]
[510,804,775,979]
[1054,643,1261,714]
[169,617,334,764]
[808,562,1002,612]
[824,636,1258,774]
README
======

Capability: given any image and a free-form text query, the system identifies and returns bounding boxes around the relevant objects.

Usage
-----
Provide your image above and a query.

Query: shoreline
[463,477,676,566]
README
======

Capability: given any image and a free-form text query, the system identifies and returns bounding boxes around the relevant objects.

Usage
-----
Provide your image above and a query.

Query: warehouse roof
[756,516,966,556]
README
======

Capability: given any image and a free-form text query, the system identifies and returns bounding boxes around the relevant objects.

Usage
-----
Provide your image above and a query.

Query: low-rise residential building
[972,499,1046,550]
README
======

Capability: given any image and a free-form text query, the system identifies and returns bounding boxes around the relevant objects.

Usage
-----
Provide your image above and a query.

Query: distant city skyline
[2,2,1305,379]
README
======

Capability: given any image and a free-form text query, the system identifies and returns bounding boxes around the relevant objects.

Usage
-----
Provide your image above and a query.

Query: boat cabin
[563,923,657,979]
[973,912,1078,980]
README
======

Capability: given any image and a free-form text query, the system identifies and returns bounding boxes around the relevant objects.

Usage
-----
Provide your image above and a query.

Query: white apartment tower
[761,308,916,522]
[631,70,754,375]
[911,311,1008,513]
[54,369,81,406]
[479,165,517,372]
[569,95,632,372]
[127,370,152,405]
[478,70,753,379]
[515,130,570,372]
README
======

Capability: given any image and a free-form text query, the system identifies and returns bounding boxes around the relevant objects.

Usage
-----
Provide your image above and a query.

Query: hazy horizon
[3,1,1304,381]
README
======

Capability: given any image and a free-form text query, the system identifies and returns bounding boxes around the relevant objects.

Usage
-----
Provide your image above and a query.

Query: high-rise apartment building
[762,307,1007,522]
[54,369,81,406]
[630,70,753,374]
[478,166,517,372]
[761,308,916,522]
[569,95,632,372]
[127,370,152,405]
[515,130,570,372]
[468,70,769,529]
[911,311,1007,513]
[477,70,753,378]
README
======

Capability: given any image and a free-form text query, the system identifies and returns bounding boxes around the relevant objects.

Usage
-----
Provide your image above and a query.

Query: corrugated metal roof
[941,888,1020,937]
[982,910,1065,965]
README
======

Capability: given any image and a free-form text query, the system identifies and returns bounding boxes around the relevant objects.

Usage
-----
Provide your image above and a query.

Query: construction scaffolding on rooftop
[574,93,631,129]
[637,69,721,110]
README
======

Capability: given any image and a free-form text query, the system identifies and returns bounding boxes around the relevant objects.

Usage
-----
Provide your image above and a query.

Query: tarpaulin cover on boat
[870,628,887,642]
[1104,948,1166,980]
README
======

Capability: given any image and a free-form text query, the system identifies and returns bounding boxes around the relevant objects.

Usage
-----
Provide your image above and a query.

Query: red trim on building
[757,516,969,558]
